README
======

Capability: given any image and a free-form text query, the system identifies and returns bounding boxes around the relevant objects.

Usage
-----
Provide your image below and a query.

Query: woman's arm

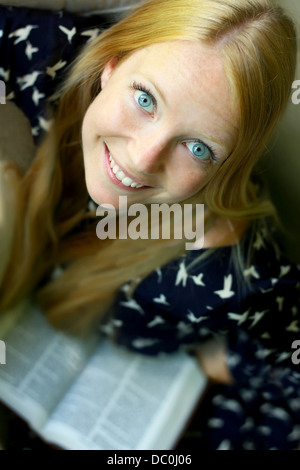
[194,339,234,385]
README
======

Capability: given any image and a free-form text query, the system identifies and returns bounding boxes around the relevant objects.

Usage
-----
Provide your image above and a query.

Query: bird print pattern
[1,5,300,451]
[109,226,300,450]
[0,5,114,141]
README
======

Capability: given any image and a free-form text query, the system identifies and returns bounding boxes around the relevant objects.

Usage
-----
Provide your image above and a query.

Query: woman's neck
[202,216,249,248]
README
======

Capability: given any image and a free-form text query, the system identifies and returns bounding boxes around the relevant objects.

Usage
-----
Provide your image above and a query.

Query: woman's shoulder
[162,217,300,307]
[191,217,299,275]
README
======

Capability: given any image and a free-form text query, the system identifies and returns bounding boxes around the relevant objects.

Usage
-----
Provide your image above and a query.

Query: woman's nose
[128,132,171,174]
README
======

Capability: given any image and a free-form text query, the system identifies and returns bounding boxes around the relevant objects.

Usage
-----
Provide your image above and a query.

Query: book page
[42,339,207,450]
[0,302,98,430]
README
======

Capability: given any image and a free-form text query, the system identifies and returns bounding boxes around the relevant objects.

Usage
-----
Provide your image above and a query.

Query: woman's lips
[104,143,152,192]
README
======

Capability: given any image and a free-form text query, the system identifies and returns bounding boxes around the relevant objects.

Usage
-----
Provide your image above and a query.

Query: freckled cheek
[88,94,137,138]
[169,171,210,200]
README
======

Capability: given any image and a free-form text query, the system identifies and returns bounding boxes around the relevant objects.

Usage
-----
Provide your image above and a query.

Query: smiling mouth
[104,144,152,191]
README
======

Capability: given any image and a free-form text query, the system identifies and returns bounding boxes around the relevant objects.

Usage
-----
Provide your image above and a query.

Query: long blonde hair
[0,0,297,330]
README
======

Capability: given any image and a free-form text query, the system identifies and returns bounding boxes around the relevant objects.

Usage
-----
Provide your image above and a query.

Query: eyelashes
[130,80,219,164]
[131,81,157,114]
[184,140,218,164]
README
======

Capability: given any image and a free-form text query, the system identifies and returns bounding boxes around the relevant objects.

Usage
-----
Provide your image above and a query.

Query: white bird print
[275,296,284,312]
[100,318,123,335]
[147,316,165,328]
[6,91,14,101]
[32,87,45,106]
[219,399,243,413]
[176,321,194,337]
[186,310,208,323]
[81,29,100,42]
[156,268,162,283]
[175,261,188,287]
[240,417,255,429]
[289,399,300,412]
[59,25,77,44]
[280,265,291,277]
[253,231,265,250]
[120,282,132,294]
[292,305,298,317]
[208,418,224,428]
[243,266,260,279]
[153,294,169,306]
[286,320,300,333]
[191,272,205,286]
[217,440,232,450]
[214,274,235,299]
[255,347,273,360]
[25,41,39,60]
[288,426,300,442]
[132,338,159,349]
[227,309,250,325]
[119,298,144,315]
[275,351,290,363]
[38,116,54,132]
[46,60,67,79]
[100,322,115,336]
[259,286,273,294]
[0,67,10,82]
[249,310,268,328]
[17,71,42,91]
[227,353,241,368]
[9,25,38,45]
[261,404,290,421]
[31,126,40,137]
[257,426,272,436]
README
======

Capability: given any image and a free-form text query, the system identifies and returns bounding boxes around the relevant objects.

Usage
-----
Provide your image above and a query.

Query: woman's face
[82,40,239,208]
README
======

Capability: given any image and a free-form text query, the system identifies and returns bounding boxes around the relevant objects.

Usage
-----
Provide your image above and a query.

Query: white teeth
[122,177,134,187]
[116,171,126,181]
[109,154,145,189]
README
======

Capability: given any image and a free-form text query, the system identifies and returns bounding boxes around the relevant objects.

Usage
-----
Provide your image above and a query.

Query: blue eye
[134,90,154,114]
[185,141,211,161]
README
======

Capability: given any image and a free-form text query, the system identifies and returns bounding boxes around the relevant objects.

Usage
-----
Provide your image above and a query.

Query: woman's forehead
[121,41,239,148]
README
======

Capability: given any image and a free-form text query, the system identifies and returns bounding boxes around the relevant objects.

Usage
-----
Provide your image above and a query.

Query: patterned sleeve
[0,5,112,142]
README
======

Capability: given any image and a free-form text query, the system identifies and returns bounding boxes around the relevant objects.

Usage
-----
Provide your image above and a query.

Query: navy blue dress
[109,228,300,450]
[1,5,300,450]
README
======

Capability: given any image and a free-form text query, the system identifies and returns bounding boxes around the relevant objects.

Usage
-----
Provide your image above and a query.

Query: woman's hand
[194,339,234,385]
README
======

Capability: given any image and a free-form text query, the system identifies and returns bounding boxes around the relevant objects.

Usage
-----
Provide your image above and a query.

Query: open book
[0,299,207,450]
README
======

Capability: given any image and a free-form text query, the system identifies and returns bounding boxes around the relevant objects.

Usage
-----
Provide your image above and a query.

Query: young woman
[0,0,299,450]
